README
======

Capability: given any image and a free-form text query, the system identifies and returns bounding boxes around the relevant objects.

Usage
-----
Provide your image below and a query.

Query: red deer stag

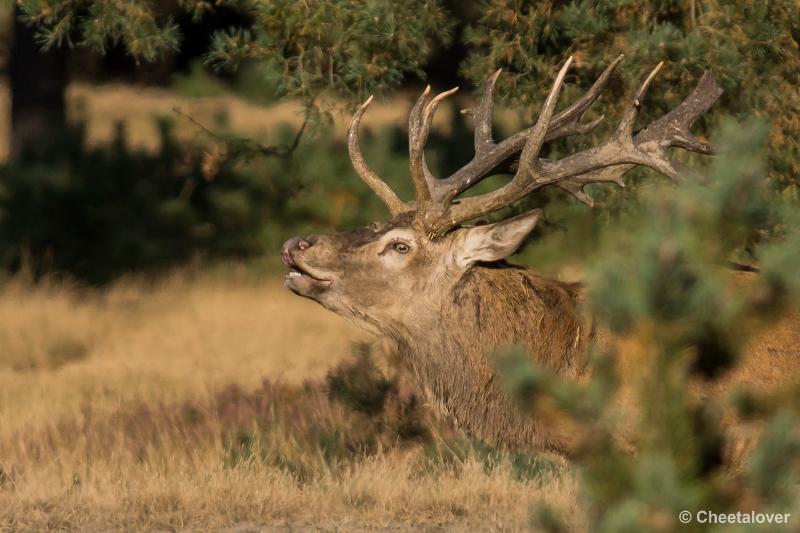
[281,55,798,455]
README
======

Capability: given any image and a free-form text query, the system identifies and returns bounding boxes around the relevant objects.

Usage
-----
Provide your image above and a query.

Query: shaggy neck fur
[391,264,592,454]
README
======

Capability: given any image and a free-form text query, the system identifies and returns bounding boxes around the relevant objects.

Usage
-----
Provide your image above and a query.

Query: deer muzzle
[281,236,333,295]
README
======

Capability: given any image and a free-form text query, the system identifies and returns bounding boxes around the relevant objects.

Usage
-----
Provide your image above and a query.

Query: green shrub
[0,118,270,283]
[499,119,800,532]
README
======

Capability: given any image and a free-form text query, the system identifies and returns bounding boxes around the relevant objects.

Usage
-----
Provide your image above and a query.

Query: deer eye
[393,242,410,254]
[379,239,412,256]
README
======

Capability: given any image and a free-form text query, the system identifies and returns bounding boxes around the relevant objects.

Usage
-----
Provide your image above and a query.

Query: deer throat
[390,266,591,452]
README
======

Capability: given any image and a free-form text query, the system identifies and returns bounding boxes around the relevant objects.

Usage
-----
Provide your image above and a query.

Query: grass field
[0,77,585,531]
[0,76,523,165]
[0,268,584,531]
[0,78,371,162]
[2,75,796,532]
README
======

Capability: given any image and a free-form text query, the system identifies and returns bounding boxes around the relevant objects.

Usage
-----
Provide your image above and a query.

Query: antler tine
[439,68,501,200]
[419,61,722,238]
[519,56,574,175]
[466,68,502,154]
[644,70,719,154]
[422,87,460,187]
[551,70,722,206]
[617,61,664,143]
[535,64,720,191]
[436,54,625,199]
[427,57,575,236]
[423,88,461,134]
[543,53,625,141]
[408,86,433,203]
[408,86,459,205]
[611,61,682,180]
[348,96,409,216]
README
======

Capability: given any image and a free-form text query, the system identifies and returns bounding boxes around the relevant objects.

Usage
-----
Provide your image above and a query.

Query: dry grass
[0,77,577,531]
[0,269,585,531]
[0,268,363,433]
[0,77,524,164]
[2,450,582,531]
[0,78,427,162]
[1,78,404,160]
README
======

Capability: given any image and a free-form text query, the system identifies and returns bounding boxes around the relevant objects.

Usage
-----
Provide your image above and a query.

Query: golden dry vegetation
[0,269,585,531]
[0,77,523,164]
[0,79,379,161]
[0,80,574,531]
[4,77,795,532]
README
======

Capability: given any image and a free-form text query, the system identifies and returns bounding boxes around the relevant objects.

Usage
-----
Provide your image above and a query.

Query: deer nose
[281,236,312,266]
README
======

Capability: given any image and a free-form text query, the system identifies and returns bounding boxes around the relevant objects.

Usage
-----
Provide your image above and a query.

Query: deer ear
[454,209,541,269]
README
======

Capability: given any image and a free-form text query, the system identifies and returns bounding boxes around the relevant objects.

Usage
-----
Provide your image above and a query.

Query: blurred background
[0,1,475,284]
[1,2,799,531]
[1,1,796,284]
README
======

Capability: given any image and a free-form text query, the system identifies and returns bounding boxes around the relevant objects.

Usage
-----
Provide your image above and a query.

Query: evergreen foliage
[203,0,453,110]
[16,0,453,106]
[461,0,800,190]
[15,0,181,61]
[498,121,800,532]
[16,2,798,187]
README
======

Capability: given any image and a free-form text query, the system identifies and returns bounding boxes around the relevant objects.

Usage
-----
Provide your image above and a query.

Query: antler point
[405,53,714,238]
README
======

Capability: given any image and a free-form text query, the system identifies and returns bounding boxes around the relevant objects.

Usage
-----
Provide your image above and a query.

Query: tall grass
[0,271,582,531]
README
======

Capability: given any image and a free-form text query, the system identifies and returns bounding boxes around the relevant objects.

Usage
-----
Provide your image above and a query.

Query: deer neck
[388,264,591,452]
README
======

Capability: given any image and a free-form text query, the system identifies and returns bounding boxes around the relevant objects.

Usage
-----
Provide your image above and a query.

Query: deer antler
[409,85,460,202]
[432,53,626,202]
[347,96,409,216]
[347,54,722,238]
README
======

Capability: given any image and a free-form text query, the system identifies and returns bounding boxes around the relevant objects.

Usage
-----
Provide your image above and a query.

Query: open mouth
[280,240,333,293]
[283,254,333,293]
[285,264,332,286]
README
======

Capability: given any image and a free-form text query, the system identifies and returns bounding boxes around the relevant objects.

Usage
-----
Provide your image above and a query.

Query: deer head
[281,54,722,338]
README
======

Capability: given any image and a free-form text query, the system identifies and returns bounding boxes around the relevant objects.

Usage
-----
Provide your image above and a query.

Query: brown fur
[393,265,590,454]
[282,216,800,456]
